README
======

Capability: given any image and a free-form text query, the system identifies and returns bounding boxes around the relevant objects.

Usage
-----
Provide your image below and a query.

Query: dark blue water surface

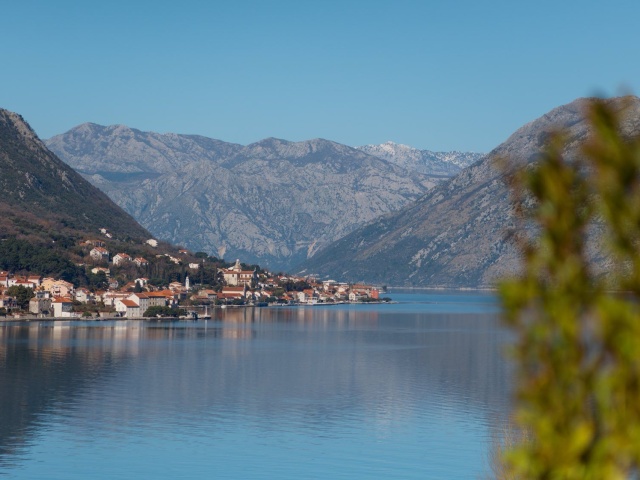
[0,291,511,479]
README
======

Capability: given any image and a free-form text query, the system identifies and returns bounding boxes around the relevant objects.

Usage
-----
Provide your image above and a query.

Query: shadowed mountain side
[299,96,640,287]
[45,122,244,174]
[0,110,151,243]
[48,129,436,270]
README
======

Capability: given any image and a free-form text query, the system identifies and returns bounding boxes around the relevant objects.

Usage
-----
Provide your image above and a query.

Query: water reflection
[0,322,140,468]
[0,299,511,478]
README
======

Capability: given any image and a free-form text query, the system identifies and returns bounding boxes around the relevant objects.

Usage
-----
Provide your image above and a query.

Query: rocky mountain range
[47,127,466,270]
[299,96,640,287]
[357,141,483,177]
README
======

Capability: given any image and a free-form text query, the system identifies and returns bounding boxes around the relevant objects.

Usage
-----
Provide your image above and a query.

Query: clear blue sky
[2,0,639,152]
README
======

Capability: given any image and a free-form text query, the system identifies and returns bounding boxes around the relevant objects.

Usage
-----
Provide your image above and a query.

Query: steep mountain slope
[300,97,640,287]
[357,141,483,177]
[0,110,150,243]
[47,127,436,270]
[0,108,174,282]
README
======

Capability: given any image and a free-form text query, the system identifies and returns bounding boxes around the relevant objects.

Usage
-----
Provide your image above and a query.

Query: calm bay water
[0,291,511,479]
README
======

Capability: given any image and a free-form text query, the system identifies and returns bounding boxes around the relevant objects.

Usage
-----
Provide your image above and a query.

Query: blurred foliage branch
[499,98,640,479]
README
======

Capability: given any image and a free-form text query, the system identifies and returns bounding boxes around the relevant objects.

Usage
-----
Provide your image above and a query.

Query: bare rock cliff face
[300,97,640,287]
[47,128,436,270]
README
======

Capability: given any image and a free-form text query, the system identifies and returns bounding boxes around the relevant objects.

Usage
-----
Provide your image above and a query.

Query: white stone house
[349,292,367,302]
[10,277,40,289]
[127,292,167,314]
[297,289,319,304]
[75,288,95,303]
[0,295,18,312]
[115,299,141,318]
[102,291,130,307]
[90,247,109,262]
[91,267,111,277]
[112,253,132,266]
[133,257,148,267]
[52,297,74,318]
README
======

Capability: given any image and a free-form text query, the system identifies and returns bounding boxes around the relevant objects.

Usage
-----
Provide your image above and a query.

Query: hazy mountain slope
[300,97,640,286]
[46,123,243,178]
[47,129,435,270]
[0,110,150,243]
[357,141,484,177]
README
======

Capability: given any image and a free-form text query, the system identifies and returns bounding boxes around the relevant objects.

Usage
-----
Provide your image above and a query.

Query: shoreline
[0,300,398,323]
[0,290,501,323]
[386,286,498,291]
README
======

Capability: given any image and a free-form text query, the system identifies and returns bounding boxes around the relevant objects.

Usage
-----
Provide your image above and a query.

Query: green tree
[500,98,640,478]
[88,271,108,291]
[6,285,34,310]
[143,305,176,317]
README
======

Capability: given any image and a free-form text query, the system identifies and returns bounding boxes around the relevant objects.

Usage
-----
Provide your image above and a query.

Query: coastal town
[0,238,387,320]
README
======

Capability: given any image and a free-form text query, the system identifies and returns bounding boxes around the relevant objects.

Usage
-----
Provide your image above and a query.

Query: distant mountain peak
[371,141,423,156]
[357,142,483,177]
[248,136,290,147]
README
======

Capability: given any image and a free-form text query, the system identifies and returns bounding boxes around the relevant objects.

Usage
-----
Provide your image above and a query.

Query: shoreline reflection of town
[0,307,509,472]
[0,305,382,345]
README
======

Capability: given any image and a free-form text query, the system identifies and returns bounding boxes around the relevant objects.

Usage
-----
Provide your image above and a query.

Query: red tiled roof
[53,297,73,303]
[218,292,243,299]
[222,286,245,292]
[147,290,174,298]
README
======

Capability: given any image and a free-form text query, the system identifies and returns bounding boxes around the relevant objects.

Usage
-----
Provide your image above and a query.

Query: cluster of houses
[0,257,383,319]
[196,259,381,306]
[86,239,201,271]
[87,240,151,268]
[0,273,80,318]
[0,271,187,319]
